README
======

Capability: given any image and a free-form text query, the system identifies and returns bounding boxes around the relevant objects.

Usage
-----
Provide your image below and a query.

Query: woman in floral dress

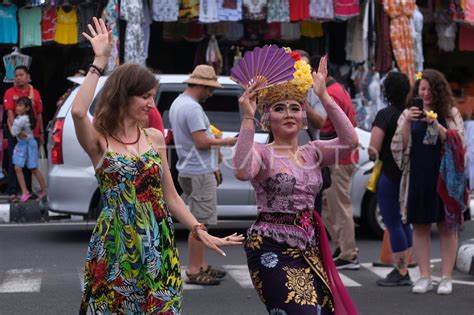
[73,18,243,314]
[233,53,358,314]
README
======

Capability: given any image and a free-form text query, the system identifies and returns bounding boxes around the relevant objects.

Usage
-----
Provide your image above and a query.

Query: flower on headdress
[290,51,301,61]
[416,72,423,80]
[291,59,313,92]
[426,110,438,119]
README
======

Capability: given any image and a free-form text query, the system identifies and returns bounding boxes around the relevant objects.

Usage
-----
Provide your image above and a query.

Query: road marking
[223,264,254,288]
[0,204,10,223]
[77,268,84,291]
[1,261,473,295]
[0,269,42,293]
[338,273,362,287]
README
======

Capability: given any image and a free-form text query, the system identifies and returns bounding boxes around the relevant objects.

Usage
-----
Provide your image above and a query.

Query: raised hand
[312,55,328,98]
[238,81,259,118]
[82,17,112,61]
[198,232,245,256]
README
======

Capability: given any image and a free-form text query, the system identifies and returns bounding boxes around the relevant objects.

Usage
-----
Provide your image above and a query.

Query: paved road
[0,221,473,315]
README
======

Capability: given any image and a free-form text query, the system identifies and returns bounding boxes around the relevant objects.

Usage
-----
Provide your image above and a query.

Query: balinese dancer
[233,50,358,314]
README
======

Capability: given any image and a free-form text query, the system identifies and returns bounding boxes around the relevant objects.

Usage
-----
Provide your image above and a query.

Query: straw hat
[183,65,223,88]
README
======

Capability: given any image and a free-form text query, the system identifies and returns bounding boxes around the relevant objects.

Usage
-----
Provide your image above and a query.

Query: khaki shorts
[178,173,217,225]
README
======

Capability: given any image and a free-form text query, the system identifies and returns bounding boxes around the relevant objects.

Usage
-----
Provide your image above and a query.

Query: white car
[46,75,383,236]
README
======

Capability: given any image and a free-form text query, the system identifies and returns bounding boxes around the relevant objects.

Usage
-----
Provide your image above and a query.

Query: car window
[158,84,243,132]
[89,83,243,132]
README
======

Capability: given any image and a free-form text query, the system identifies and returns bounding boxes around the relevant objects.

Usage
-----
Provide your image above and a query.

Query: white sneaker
[412,277,433,294]
[437,277,453,295]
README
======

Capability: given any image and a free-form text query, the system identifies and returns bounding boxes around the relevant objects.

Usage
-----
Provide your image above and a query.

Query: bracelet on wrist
[191,223,207,241]
[242,116,261,128]
[88,67,101,77]
[88,64,105,76]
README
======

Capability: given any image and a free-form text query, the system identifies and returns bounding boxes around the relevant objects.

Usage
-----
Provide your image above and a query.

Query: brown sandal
[204,265,227,279]
[186,269,220,285]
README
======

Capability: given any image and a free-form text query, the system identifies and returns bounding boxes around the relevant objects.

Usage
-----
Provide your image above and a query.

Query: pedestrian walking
[169,64,238,285]
[392,69,466,295]
[10,97,47,202]
[316,54,360,270]
[73,17,243,314]
[233,51,358,314]
[369,72,413,286]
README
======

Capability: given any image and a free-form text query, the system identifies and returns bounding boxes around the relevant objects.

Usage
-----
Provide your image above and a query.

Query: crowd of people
[2,15,468,314]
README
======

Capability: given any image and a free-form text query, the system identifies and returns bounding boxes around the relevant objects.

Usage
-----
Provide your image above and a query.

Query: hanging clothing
[459,24,474,51]
[102,0,120,71]
[411,5,424,72]
[263,22,281,40]
[218,0,242,21]
[243,0,267,20]
[179,0,200,22]
[300,21,324,38]
[383,0,416,85]
[162,22,188,42]
[77,2,100,43]
[345,8,365,63]
[224,22,244,41]
[54,6,78,45]
[151,0,179,21]
[280,22,301,41]
[206,22,230,35]
[267,0,290,23]
[0,4,18,44]
[143,0,152,61]
[309,0,334,20]
[206,35,223,74]
[41,6,57,43]
[289,0,309,21]
[183,23,205,42]
[121,0,146,65]
[434,9,457,52]
[2,52,32,83]
[374,1,392,73]
[199,0,219,23]
[19,6,42,48]
[79,131,182,314]
[362,0,375,64]
[334,0,360,20]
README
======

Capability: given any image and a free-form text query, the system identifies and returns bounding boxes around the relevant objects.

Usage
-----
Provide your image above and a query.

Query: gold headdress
[258,49,314,131]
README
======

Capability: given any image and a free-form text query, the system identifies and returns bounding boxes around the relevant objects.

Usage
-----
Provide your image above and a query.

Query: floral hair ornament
[415,71,423,81]
[257,48,313,131]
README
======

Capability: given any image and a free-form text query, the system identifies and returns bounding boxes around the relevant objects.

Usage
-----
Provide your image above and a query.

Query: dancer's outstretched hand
[198,232,245,256]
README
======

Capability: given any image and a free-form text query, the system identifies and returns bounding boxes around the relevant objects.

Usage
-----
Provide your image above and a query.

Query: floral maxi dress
[80,141,182,314]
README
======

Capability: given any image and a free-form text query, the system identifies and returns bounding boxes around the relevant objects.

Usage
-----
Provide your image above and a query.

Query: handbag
[367,160,383,192]
[32,145,48,193]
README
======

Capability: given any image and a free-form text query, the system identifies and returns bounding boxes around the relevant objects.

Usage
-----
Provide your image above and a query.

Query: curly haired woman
[392,69,466,295]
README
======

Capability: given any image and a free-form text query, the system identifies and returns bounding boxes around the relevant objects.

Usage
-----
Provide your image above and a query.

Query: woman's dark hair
[93,63,158,135]
[407,69,455,121]
[383,72,410,110]
[16,96,36,130]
